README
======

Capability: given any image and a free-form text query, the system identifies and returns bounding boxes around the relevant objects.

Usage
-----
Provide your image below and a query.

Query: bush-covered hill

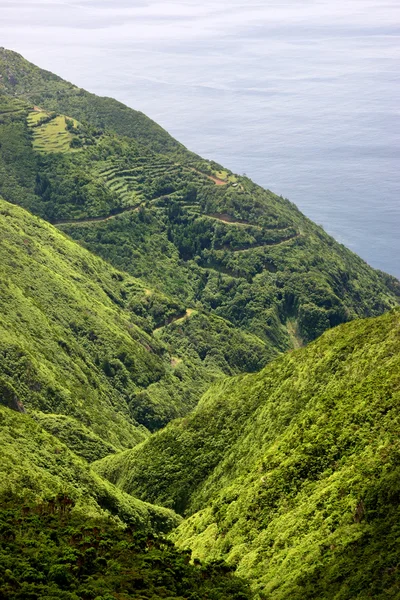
[0,47,184,154]
[0,198,271,450]
[0,196,173,447]
[94,309,400,599]
[0,406,253,599]
[0,49,398,365]
[0,47,399,599]
[0,405,178,533]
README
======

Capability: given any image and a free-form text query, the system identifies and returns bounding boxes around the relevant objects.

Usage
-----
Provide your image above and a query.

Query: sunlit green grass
[215,169,238,183]
[28,112,80,154]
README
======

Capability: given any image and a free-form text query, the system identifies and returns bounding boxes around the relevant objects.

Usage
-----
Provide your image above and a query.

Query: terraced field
[27,111,80,154]
[214,169,238,183]
[93,157,216,211]
[51,155,233,225]
[47,143,300,264]
[26,109,49,125]
[96,161,144,208]
[0,96,28,123]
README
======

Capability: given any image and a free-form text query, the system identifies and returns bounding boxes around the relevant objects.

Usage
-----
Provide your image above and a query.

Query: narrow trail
[196,265,242,279]
[186,167,228,186]
[53,190,179,227]
[53,203,143,226]
[153,309,196,334]
[201,213,262,228]
[208,175,228,186]
[228,233,302,253]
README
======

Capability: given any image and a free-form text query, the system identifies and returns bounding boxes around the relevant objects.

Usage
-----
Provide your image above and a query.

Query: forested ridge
[95,308,400,599]
[0,47,399,599]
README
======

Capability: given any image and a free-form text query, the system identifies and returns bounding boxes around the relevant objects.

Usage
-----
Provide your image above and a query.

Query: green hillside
[0,406,254,599]
[0,193,253,597]
[0,59,398,375]
[0,197,274,445]
[0,506,251,600]
[0,196,169,448]
[0,48,184,154]
[0,405,178,532]
[0,48,399,599]
[94,309,400,599]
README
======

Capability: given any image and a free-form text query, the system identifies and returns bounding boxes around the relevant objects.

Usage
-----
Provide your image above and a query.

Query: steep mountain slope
[0,198,270,451]
[0,405,178,532]
[95,309,400,599]
[1,511,251,600]
[0,47,399,599]
[0,48,184,154]
[0,196,172,448]
[0,190,253,596]
[0,406,254,599]
[0,55,398,374]
[0,506,250,600]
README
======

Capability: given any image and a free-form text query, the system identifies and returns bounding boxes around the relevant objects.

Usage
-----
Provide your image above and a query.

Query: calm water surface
[1,0,399,276]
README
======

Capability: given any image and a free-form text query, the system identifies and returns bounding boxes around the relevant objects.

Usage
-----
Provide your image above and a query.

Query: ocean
[1,0,399,277]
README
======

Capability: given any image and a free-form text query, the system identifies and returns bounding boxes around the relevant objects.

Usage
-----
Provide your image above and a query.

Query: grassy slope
[0,196,178,449]
[0,406,253,598]
[94,309,400,599]
[0,196,269,447]
[0,199,177,445]
[0,186,252,597]
[0,87,398,360]
[0,48,184,154]
[0,405,178,533]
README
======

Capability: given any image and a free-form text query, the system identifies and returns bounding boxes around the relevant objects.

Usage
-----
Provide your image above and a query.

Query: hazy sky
[2,1,399,72]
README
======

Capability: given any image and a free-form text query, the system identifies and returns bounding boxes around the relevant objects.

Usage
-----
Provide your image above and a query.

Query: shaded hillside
[0,198,272,453]
[95,309,400,599]
[0,406,178,532]
[0,406,253,599]
[0,500,250,600]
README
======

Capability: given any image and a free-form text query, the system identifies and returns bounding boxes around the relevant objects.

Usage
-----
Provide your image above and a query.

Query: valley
[0,47,399,599]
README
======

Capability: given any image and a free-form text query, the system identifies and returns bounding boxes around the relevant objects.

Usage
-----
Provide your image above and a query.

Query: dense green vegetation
[0,80,398,390]
[0,48,184,154]
[0,197,168,445]
[0,497,251,600]
[0,48,399,599]
[0,197,273,443]
[0,406,252,598]
[95,309,400,599]
[0,406,178,532]
[0,49,398,364]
